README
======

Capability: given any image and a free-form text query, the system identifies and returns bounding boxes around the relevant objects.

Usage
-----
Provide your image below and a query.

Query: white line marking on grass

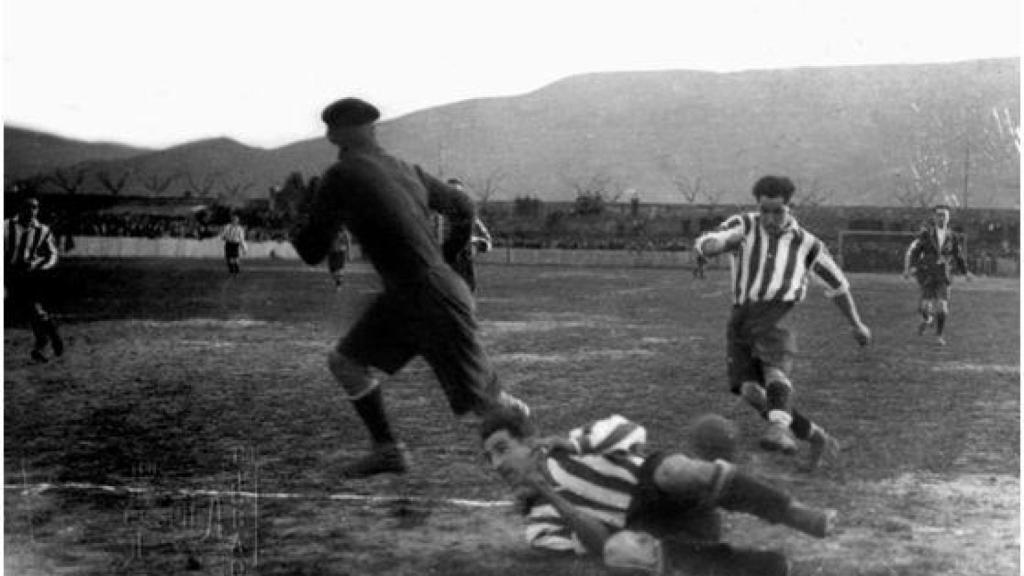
[128,319,270,328]
[929,362,1019,374]
[5,482,513,508]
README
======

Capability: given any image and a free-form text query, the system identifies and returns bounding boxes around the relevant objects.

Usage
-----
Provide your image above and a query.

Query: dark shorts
[625,452,722,543]
[337,266,498,415]
[726,302,796,392]
[224,242,241,259]
[917,275,951,301]
[327,250,348,273]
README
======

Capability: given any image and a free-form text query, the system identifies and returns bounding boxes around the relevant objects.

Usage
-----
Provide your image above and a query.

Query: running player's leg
[934,284,951,345]
[330,295,416,478]
[419,268,528,418]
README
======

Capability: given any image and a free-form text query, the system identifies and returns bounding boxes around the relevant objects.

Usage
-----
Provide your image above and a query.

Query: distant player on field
[220,214,247,275]
[290,97,529,479]
[481,407,835,576]
[695,175,871,470]
[443,178,493,293]
[902,204,972,346]
[4,196,64,363]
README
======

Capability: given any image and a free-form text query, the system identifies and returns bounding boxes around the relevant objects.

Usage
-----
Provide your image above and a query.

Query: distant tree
[218,179,255,203]
[673,175,704,204]
[6,174,50,196]
[513,195,542,218]
[185,172,221,197]
[96,170,132,196]
[467,168,507,208]
[142,172,183,195]
[793,177,834,207]
[49,168,87,195]
[566,173,619,216]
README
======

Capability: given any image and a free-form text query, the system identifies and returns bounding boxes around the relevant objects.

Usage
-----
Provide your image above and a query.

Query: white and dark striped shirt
[221,223,247,245]
[525,415,647,554]
[702,213,848,305]
[4,218,58,271]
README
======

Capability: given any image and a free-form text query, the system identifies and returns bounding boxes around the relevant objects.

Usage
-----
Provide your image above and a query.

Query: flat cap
[321,97,380,127]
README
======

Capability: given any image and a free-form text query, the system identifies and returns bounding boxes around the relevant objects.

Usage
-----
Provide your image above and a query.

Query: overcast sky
[3,0,1019,149]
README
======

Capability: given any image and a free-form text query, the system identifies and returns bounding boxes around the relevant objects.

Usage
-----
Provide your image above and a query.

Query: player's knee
[653,454,717,497]
[937,300,949,315]
[739,381,766,411]
[327,350,378,400]
[763,368,791,389]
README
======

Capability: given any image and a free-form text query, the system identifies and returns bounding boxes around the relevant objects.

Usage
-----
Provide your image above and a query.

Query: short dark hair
[479,406,536,443]
[933,204,952,212]
[446,178,464,186]
[752,175,795,203]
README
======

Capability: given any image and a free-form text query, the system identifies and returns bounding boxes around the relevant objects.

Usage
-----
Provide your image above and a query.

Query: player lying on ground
[290,97,529,479]
[902,204,973,346]
[481,408,835,576]
[695,175,871,470]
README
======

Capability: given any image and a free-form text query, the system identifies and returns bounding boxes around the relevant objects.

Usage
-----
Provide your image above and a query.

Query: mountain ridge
[4,58,1019,207]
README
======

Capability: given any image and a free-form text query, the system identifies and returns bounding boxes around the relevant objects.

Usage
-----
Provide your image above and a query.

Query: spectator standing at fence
[220,214,247,275]
[695,175,871,470]
[902,204,972,346]
[290,97,529,479]
[4,196,64,363]
[444,178,493,293]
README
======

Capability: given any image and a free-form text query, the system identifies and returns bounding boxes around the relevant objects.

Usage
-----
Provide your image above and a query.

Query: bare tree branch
[96,170,132,196]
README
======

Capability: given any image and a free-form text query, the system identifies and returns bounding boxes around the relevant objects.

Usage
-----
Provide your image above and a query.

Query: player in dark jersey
[903,205,972,346]
[291,97,529,479]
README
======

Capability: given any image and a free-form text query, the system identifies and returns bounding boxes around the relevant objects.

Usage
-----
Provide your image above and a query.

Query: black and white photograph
[3,1,1019,574]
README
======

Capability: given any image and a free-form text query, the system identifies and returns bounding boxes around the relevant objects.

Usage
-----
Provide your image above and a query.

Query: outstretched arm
[695,214,747,258]
[812,245,871,346]
[903,238,921,278]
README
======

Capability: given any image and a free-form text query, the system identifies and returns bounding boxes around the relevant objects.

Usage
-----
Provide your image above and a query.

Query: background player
[902,204,972,346]
[4,196,64,363]
[695,175,871,470]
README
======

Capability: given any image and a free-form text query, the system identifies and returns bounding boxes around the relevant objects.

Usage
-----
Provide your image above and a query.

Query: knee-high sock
[936,310,946,336]
[351,387,396,446]
[715,469,792,524]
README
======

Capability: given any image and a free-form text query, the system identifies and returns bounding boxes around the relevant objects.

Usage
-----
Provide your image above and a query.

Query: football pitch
[4,258,1019,575]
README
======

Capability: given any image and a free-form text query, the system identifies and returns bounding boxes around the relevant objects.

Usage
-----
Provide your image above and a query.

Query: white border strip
[5,482,513,508]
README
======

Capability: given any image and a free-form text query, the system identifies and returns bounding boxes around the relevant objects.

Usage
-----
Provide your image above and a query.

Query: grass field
[4,258,1020,575]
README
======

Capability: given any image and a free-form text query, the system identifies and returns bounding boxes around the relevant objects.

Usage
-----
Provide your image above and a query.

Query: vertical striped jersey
[712,213,849,305]
[4,218,58,271]
[221,223,247,245]
[525,414,647,554]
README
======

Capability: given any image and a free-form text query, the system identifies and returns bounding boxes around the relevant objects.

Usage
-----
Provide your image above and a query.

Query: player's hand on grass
[852,322,872,346]
[964,272,975,282]
[902,269,914,280]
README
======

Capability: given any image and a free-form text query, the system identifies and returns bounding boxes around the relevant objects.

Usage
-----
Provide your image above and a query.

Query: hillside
[4,125,152,181]
[4,58,1019,207]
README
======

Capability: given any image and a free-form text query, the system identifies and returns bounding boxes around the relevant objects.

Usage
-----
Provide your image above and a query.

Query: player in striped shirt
[695,175,871,469]
[220,214,247,275]
[4,196,64,363]
[481,408,835,576]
